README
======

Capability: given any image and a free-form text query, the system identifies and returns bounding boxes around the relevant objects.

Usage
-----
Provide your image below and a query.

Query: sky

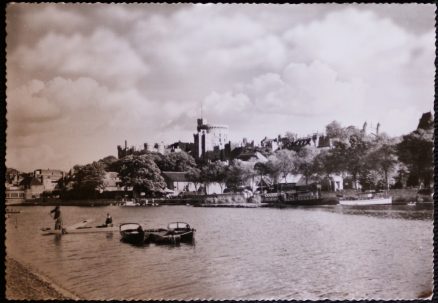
[6,3,435,172]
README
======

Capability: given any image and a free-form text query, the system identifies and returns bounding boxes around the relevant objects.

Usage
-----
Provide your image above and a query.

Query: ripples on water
[6,204,433,300]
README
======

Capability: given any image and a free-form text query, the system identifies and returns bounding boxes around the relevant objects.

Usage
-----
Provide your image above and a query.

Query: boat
[41,220,118,235]
[6,208,21,214]
[339,192,392,206]
[120,199,160,207]
[119,223,145,245]
[144,228,181,244]
[407,201,416,206]
[145,222,195,245]
[121,200,139,207]
[261,190,323,206]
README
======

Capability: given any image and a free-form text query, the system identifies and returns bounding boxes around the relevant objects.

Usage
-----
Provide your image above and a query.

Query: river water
[5,204,433,300]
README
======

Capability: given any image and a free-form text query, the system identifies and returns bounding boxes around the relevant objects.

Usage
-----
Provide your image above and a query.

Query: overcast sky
[6,4,435,171]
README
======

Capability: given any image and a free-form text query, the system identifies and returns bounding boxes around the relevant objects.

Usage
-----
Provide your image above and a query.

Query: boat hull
[120,230,145,245]
[42,226,118,235]
[339,197,392,206]
[145,229,195,245]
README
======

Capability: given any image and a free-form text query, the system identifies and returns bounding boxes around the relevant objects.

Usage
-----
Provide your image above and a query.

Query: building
[117,140,167,159]
[193,118,230,159]
[167,141,195,154]
[330,174,344,191]
[260,137,281,152]
[162,171,197,193]
[260,132,332,151]
[34,169,65,192]
[98,171,129,198]
[19,176,45,199]
[102,172,122,191]
[5,186,25,205]
[117,140,136,158]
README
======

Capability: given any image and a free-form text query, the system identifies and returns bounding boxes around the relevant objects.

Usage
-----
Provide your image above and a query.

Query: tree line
[57,112,433,199]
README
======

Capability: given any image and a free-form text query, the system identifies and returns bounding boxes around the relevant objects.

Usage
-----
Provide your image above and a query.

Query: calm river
[6,204,433,300]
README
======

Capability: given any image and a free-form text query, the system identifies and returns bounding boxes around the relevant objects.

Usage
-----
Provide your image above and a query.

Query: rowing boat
[41,219,118,235]
[119,223,145,245]
[145,222,195,245]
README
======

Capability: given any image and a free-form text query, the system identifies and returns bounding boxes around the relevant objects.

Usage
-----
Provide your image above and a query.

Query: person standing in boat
[50,205,63,230]
[105,213,113,226]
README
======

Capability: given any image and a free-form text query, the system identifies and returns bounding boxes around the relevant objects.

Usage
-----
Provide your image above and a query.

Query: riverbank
[6,256,80,300]
[8,188,430,207]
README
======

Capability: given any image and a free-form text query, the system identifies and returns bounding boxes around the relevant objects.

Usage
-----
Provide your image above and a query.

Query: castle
[193,118,230,160]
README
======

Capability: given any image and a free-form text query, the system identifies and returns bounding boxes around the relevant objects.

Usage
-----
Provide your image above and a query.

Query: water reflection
[325,203,434,220]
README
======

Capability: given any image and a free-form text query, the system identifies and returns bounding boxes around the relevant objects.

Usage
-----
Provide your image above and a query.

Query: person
[105,213,113,226]
[50,205,63,230]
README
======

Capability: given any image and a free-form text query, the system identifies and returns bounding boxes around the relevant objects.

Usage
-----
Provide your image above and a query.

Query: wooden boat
[41,220,118,235]
[6,208,21,214]
[145,228,181,245]
[119,223,145,245]
[145,222,195,245]
[339,193,392,206]
[121,200,139,207]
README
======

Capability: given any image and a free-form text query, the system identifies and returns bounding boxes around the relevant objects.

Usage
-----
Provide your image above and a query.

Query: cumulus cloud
[5,4,434,171]
[11,29,149,88]
[6,76,169,170]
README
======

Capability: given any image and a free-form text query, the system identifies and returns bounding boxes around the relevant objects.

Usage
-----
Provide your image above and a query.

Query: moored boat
[119,223,145,245]
[339,192,392,206]
[121,200,139,207]
[145,222,195,245]
[6,208,21,214]
[262,190,323,206]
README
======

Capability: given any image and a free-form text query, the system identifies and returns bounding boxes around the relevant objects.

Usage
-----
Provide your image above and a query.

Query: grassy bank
[6,257,80,300]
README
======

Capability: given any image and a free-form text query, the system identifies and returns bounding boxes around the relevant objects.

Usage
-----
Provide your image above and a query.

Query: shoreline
[6,256,81,300]
[7,188,431,207]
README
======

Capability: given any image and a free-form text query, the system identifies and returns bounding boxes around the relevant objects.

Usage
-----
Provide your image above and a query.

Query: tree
[6,167,20,183]
[154,151,196,172]
[358,169,384,191]
[293,146,319,185]
[185,167,201,191]
[323,129,370,189]
[118,154,166,196]
[311,149,334,190]
[267,149,296,184]
[345,134,371,189]
[326,120,347,140]
[225,160,255,189]
[200,161,227,194]
[397,128,433,187]
[70,162,106,198]
[98,155,119,172]
[366,140,398,189]
[254,162,270,177]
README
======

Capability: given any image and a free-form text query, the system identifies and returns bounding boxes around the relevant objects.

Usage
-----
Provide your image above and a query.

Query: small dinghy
[119,223,145,245]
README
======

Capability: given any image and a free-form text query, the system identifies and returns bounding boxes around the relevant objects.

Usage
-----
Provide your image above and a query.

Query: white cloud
[12,29,149,88]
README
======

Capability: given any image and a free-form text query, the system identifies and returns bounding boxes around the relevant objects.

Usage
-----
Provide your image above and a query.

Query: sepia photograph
[5,3,435,300]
